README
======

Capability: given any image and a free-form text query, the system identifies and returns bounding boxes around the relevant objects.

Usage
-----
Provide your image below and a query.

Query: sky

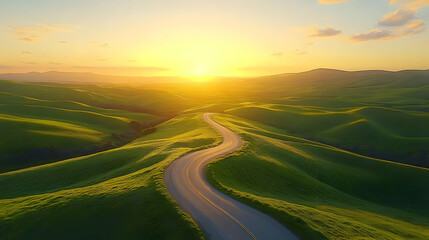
[1,0,429,77]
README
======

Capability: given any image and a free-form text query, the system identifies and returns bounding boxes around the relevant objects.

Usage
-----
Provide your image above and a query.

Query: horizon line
[1,67,429,79]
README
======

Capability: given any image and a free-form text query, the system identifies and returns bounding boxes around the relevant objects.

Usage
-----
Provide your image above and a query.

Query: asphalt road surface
[164,113,299,240]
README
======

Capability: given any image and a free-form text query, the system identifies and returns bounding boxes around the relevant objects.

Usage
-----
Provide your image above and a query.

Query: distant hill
[0,71,187,84]
[1,69,428,86]
[252,68,429,87]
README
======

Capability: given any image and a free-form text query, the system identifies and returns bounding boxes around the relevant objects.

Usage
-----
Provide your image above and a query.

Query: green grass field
[1,69,429,239]
[0,113,221,240]
[207,114,429,240]
[224,104,429,167]
[154,69,429,168]
[0,80,180,172]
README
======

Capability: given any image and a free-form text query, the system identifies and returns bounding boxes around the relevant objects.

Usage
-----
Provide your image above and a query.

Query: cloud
[19,61,36,65]
[272,52,283,57]
[9,24,70,42]
[350,19,424,41]
[238,66,283,72]
[90,41,110,47]
[59,40,67,44]
[318,0,348,4]
[0,65,24,70]
[316,0,427,41]
[309,26,342,37]
[48,62,62,65]
[389,0,429,10]
[292,42,314,56]
[21,51,32,55]
[320,0,429,9]
[350,29,394,41]
[379,9,416,26]
[20,37,41,42]
[72,66,171,73]
[294,49,308,55]
[404,19,425,33]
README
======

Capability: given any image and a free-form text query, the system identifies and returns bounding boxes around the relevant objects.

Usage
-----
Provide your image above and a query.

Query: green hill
[0,113,220,240]
[224,104,429,167]
[208,114,429,240]
[0,80,190,172]
[1,69,429,239]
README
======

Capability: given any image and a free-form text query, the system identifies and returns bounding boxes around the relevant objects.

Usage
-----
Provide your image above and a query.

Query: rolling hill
[0,79,196,172]
[0,71,187,84]
[161,69,429,168]
[223,104,429,167]
[1,68,429,239]
[208,114,429,240]
[0,113,220,240]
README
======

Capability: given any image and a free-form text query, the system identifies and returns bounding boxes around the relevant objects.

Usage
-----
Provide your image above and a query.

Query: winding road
[164,113,298,240]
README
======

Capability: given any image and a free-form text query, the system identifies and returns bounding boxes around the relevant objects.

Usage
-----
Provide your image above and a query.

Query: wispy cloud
[350,29,394,41]
[237,66,286,72]
[0,65,25,70]
[19,61,37,65]
[318,0,348,4]
[309,26,342,37]
[21,51,32,55]
[379,9,416,26]
[320,0,429,9]
[90,41,110,47]
[350,19,424,41]
[292,42,314,56]
[72,66,170,73]
[9,24,71,42]
[294,49,308,55]
[389,0,429,10]
[403,19,425,34]
[317,0,427,41]
[272,52,283,57]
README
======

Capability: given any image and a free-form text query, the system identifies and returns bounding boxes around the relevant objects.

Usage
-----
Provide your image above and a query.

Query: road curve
[164,113,299,240]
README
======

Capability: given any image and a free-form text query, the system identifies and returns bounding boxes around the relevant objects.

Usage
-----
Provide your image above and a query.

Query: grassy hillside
[0,71,188,85]
[224,104,429,167]
[207,114,429,240]
[158,69,429,115]
[148,70,429,168]
[0,113,220,240]
[2,69,429,239]
[0,80,192,116]
[0,80,189,172]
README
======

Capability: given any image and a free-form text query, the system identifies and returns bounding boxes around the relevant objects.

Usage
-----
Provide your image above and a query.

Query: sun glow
[192,65,210,76]
[186,64,214,82]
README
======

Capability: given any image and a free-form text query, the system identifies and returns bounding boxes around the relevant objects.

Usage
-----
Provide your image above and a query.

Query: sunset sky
[1,0,429,76]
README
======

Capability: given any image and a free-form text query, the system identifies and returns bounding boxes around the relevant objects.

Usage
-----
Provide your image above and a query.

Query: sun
[189,65,213,81]
[192,65,210,77]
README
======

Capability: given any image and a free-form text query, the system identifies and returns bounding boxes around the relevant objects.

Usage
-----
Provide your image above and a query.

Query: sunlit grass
[207,113,429,240]
[0,113,221,240]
